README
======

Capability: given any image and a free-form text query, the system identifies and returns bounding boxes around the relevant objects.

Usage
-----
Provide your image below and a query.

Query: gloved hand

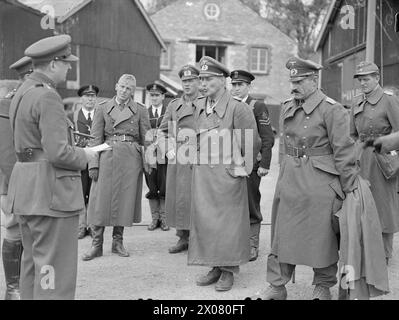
[89,168,99,181]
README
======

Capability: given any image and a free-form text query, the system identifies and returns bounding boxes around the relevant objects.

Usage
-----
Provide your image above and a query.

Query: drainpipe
[366,0,376,62]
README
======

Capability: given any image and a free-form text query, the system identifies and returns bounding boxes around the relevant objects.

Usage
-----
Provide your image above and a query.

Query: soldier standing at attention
[6,35,97,300]
[158,65,201,254]
[71,85,99,239]
[0,56,32,300]
[83,74,151,261]
[255,57,359,300]
[189,56,261,292]
[350,62,399,265]
[230,70,275,262]
[145,83,170,232]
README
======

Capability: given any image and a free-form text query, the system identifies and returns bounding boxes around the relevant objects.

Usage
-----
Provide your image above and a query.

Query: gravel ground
[1,142,398,300]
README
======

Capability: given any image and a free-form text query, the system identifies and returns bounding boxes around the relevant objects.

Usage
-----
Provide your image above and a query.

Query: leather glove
[89,168,99,181]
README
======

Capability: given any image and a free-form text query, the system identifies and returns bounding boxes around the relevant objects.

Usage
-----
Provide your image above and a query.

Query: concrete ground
[1,142,399,300]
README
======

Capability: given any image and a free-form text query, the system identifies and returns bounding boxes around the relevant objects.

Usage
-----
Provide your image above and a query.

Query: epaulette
[325,97,337,105]
[169,98,179,104]
[233,96,241,101]
[384,90,394,96]
[197,95,206,99]
[283,97,293,104]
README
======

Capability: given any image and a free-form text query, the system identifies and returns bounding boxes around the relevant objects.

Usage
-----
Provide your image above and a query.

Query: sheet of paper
[89,143,112,153]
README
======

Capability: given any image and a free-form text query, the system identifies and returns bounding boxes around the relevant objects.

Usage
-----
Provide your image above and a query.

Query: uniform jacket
[5,72,88,217]
[68,108,95,148]
[338,177,389,299]
[271,89,359,268]
[147,104,167,166]
[188,90,261,267]
[244,96,275,169]
[0,89,18,195]
[158,94,199,229]
[350,85,399,233]
[87,97,151,226]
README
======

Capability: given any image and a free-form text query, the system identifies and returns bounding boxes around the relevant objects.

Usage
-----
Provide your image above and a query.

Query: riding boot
[82,225,104,261]
[148,199,160,231]
[2,239,23,300]
[112,226,130,257]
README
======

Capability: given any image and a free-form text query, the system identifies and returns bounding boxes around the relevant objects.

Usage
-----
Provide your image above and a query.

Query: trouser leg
[18,216,34,300]
[169,229,189,253]
[382,233,394,259]
[247,170,262,261]
[159,198,170,231]
[266,254,296,287]
[148,199,160,230]
[312,263,338,288]
[20,215,79,300]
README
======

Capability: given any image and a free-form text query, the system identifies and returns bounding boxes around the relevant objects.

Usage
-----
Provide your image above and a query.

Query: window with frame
[250,47,269,74]
[196,45,226,63]
[204,3,220,20]
[160,43,172,70]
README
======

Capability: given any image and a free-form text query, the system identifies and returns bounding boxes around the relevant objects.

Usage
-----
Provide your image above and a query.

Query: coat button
[71,177,76,181]
[304,126,308,129]
[306,117,310,120]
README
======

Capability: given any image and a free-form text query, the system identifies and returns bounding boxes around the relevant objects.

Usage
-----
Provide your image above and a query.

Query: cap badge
[290,69,298,76]
[152,85,157,90]
[234,71,238,78]
[201,64,209,71]
[184,70,191,77]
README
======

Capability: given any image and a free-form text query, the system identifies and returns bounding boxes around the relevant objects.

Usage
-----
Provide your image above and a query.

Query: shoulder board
[384,90,394,96]
[197,95,206,99]
[170,98,179,104]
[325,97,336,105]
[283,97,293,104]
[98,99,108,105]
[233,96,242,101]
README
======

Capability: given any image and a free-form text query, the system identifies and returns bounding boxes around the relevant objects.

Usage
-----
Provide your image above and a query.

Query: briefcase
[374,150,399,180]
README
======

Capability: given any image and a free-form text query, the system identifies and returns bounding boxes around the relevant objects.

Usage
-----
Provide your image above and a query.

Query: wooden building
[0,0,165,101]
[315,0,399,106]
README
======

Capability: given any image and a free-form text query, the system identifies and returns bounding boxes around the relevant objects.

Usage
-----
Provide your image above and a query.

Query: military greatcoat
[158,94,199,230]
[87,97,151,226]
[350,85,399,233]
[188,90,261,267]
[271,90,359,268]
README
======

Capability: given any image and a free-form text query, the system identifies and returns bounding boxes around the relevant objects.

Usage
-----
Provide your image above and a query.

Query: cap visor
[231,79,250,84]
[62,54,79,62]
[181,76,198,81]
[289,76,308,82]
[353,71,376,78]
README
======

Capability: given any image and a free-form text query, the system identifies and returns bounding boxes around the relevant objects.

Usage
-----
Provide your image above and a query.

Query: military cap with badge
[353,61,380,78]
[199,56,230,78]
[78,84,99,97]
[285,56,323,82]
[146,83,167,95]
[230,70,255,84]
[179,65,200,80]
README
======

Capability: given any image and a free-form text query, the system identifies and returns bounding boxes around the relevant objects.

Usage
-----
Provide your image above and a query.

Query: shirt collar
[115,97,130,107]
[81,107,94,119]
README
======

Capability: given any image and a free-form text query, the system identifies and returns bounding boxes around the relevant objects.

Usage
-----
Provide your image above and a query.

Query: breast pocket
[50,168,85,212]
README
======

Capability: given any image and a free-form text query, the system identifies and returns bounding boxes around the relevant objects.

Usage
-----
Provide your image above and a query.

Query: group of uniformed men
[0,33,398,300]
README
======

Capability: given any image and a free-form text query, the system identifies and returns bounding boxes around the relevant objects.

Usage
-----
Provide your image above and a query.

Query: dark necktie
[87,112,92,127]
[154,108,159,119]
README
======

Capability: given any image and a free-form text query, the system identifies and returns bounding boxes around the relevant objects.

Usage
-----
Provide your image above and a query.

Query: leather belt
[359,133,385,142]
[16,148,46,162]
[106,134,138,143]
[285,145,333,158]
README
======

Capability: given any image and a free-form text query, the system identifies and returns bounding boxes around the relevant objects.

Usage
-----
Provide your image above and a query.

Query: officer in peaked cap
[0,56,33,300]
[351,61,399,265]
[145,82,170,232]
[72,84,100,240]
[230,69,275,262]
[254,56,360,300]
[159,64,201,255]
[189,56,261,292]
[199,56,230,78]
[6,34,97,300]
[285,56,323,82]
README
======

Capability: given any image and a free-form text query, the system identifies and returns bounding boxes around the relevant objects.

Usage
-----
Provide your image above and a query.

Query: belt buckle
[293,147,299,158]
[121,134,127,142]
[25,148,33,161]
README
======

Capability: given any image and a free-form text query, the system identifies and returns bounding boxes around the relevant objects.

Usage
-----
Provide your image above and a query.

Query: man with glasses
[5,35,97,299]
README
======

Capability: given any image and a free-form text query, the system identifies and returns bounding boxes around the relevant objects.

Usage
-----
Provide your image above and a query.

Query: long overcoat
[187,90,261,267]
[158,94,199,230]
[350,85,399,234]
[271,90,359,268]
[87,97,151,226]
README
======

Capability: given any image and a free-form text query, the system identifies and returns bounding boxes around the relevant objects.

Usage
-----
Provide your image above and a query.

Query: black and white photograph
[1,0,399,307]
